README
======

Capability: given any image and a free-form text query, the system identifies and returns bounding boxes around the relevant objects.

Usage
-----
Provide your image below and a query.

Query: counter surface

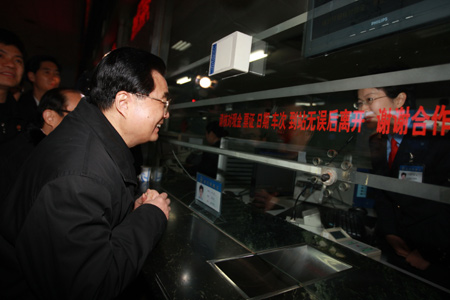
[142,174,449,299]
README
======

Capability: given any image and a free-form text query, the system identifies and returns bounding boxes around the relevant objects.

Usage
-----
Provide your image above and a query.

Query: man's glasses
[58,109,72,115]
[353,95,388,110]
[135,93,171,115]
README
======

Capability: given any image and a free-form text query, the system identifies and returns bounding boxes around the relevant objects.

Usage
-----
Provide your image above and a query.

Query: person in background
[252,104,314,212]
[187,120,228,179]
[18,54,61,124]
[0,88,82,203]
[0,47,171,299]
[37,88,82,135]
[0,28,26,143]
[357,85,450,288]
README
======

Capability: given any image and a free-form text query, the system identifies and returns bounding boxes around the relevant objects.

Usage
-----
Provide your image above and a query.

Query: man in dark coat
[0,47,171,299]
[0,88,82,203]
[0,29,27,144]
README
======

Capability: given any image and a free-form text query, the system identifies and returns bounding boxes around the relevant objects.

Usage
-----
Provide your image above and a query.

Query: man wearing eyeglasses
[0,87,82,202]
[356,85,450,289]
[0,47,171,300]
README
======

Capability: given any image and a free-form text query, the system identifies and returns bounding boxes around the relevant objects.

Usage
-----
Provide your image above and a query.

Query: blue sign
[209,43,217,75]
[196,173,222,214]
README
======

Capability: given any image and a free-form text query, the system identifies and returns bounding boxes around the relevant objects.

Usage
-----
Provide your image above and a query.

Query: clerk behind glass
[356,85,450,288]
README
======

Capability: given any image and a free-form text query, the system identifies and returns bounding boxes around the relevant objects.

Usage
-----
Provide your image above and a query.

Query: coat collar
[73,98,137,185]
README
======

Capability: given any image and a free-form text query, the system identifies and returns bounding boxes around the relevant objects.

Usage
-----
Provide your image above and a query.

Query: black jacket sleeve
[15,175,167,300]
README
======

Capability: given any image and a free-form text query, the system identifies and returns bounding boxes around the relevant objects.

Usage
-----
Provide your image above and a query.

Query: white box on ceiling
[208,31,252,77]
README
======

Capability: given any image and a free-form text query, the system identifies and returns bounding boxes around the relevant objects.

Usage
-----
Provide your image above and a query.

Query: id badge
[398,165,424,183]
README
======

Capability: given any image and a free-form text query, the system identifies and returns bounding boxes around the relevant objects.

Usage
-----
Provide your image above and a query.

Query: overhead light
[249,50,268,62]
[199,77,212,88]
[294,101,325,107]
[176,76,191,85]
[178,43,191,51]
[195,75,217,89]
[295,102,312,106]
[171,40,192,51]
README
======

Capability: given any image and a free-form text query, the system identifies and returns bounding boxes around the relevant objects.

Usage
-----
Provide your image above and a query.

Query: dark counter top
[142,174,450,299]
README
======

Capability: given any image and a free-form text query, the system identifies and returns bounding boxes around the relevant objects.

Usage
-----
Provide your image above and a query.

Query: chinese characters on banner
[219,105,449,136]
[130,0,152,41]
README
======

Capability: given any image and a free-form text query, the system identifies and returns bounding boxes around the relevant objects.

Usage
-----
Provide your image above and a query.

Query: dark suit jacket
[369,132,450,256]
[0,93,28,143]
[0,124,46,203]
[18,90,39,125]
[0,98,167,299]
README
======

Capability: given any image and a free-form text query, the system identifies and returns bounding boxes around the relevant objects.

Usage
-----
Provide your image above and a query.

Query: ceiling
[0,0,87,87]
[3,0,450,100]
[163,0,450,105]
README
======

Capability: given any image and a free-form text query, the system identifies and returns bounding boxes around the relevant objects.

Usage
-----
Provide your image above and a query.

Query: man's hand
[406,249,430,270]
[252,189,279,211]
[386,235,430,270]
[386,234,411,258]
[135,189,171,220]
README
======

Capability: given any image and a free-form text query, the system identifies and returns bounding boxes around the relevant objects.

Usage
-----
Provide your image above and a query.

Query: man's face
[0,43,24,91]
[205,130,216,145]
[29,61,60,93]
[129,70,170,145]
[52,90,82,128]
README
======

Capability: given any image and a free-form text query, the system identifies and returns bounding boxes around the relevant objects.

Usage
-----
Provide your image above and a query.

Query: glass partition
[144,0,450,289]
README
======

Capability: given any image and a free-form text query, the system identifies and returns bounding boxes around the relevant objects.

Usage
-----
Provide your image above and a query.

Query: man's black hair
[26,55,61,74]
[37,88,70,127]
[0,28,25,57]
[89,47,166,111]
